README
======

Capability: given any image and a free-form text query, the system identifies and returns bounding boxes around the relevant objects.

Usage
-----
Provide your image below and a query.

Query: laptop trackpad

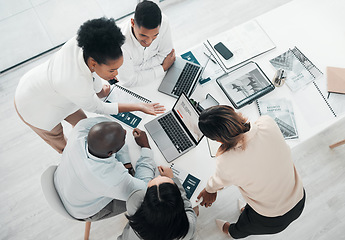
[152,130,172,151]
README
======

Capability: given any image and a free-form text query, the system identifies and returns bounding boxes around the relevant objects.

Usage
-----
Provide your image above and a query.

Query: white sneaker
[215,219,227,232]
[215,219,232,238]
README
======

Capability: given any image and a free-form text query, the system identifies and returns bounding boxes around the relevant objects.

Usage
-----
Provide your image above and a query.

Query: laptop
[145,92,204,162]
[158,57,203,98]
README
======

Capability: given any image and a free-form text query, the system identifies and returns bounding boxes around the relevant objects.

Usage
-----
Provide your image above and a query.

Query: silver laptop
[158,57,203,98]
[145,92,204,162]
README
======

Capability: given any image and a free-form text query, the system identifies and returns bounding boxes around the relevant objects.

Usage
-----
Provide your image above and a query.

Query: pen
[203,52,217,64]
[279,69,285,79]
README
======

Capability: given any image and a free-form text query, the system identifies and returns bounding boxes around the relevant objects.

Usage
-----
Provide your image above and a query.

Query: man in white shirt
[117,0,175,87]
[54,117,156,220]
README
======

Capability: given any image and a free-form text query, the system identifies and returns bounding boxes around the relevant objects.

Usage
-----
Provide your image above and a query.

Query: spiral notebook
[256,98,298,139]
[270,47,337,123]
[104,84,151,128]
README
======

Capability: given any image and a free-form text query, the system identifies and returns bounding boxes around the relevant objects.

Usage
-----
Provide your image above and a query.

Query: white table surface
[111,0,345,206]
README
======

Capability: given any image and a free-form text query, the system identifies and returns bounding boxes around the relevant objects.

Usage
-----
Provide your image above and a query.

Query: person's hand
[133,128,150,149]
[158,165,174,178]
[124,163,135,176]
[140,102,165,115]
[96,84,111,98]
[162,49,176,71]
[197,188,217,208]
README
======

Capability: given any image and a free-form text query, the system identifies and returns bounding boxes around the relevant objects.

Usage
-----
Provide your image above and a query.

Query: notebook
[170,163,201,200]
[104,84,151,128]
[270,47,337,119]
[327,66,345,95]
[144,92,204,162]
[256,98,298,139]
[269,46,323,92]
[158,57,203,98]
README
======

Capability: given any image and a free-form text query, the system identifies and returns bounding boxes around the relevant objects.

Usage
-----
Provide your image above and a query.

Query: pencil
[203,52,217,64]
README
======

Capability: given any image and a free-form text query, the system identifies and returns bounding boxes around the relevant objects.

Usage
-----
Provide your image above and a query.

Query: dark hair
[127,183,189,240]
[198,105,250,153]
[77,17,125,65]
[134,1,162,29]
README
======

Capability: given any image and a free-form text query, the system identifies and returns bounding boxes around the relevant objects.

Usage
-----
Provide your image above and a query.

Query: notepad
[171,163,201,200]
[327,66,345,94]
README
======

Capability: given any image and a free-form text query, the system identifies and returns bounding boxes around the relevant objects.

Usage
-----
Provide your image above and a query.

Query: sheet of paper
[206,20,275,70]
[171,163,201,200]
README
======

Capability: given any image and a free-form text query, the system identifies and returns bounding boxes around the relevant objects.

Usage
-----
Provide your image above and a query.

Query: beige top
[205,115,303,217]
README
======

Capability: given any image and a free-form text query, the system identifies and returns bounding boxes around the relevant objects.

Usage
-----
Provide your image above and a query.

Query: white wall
[0,0,139,72]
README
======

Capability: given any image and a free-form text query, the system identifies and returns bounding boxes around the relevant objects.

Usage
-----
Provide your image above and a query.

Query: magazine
[256,98,298,139]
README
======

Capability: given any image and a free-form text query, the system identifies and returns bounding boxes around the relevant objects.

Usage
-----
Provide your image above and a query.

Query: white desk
[113,0,345,205]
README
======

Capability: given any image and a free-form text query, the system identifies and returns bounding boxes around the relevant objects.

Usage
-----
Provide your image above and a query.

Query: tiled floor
[9,1,345,240]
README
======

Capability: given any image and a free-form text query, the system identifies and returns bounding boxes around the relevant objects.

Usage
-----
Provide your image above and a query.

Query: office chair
[41,165,91,240]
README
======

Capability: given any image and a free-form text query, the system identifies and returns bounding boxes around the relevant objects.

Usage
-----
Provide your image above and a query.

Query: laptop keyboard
[158,113,193,153]
[171,62,200,96]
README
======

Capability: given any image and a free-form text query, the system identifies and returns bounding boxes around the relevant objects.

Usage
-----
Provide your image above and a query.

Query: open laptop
[158,57,203,98]
[145,92,204,162]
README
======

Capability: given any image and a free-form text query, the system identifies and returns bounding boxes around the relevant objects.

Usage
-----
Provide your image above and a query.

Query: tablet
[216,61,275,109]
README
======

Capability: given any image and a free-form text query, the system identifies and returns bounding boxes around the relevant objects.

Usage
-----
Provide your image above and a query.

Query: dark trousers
[229,190,306,239]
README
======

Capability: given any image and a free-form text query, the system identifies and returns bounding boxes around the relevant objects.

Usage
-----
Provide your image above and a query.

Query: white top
[117,14,173,87]
[54,117,156,219]
[15,36,118,131]
[205,116,304,217]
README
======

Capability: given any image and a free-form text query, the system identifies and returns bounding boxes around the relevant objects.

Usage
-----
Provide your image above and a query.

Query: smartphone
[214,42,233,60]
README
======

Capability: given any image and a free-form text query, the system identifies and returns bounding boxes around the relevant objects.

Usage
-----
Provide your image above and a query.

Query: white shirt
[117,14,173,87]
[205,116,304,217]
[54,117,156,219]
[15,36,118,131]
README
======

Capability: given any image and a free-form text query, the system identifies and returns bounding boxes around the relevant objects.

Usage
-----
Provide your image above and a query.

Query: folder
[327,66,345,94]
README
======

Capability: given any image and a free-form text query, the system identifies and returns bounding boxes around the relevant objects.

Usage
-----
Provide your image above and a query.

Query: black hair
[134,1,162,29]
[127,182,189,240]
[77,17,125,65]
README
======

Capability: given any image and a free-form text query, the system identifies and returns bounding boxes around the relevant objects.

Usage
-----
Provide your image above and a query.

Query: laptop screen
[173,93,203,142]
